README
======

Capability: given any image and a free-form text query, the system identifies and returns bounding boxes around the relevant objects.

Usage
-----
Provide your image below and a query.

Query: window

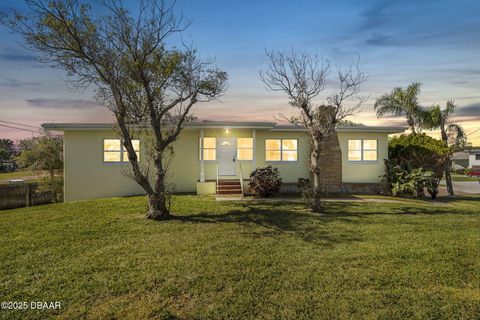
[103,139,140,163]
[265,139,298,161]
[348,139,377,161]
[237,138,253,160]
[199,137,216,161]
[476,154,480,160]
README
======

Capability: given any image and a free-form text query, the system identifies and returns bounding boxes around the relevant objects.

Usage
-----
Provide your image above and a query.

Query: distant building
[468,148,480,169]
[452,152,469,169]
[0,161,15,172]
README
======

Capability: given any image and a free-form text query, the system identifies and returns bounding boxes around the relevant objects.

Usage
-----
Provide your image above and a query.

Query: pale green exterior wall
[63,128,389,201]
[337,131,389,183]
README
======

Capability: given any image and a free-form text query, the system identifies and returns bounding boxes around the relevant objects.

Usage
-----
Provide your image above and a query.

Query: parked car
[466,169,480,177]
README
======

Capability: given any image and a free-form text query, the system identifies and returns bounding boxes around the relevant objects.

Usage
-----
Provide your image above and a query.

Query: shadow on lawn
[171,202,366,246]
[169,200,457,246]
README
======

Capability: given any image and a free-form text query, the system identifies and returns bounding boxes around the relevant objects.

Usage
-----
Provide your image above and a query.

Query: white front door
[218,137,236,176]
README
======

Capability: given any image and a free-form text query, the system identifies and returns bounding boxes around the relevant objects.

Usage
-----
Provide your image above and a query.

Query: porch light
[224,128,231,133]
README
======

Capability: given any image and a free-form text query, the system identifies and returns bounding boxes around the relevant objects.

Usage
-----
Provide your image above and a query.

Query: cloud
[26,98,101,109]
[0,52,37,62]
[358,0,480,48]
[0,78,41,88]
[453,103,480,119]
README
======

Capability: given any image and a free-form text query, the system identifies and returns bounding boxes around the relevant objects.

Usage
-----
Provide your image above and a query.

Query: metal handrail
[238,162,244,197]
[216,162,219,193]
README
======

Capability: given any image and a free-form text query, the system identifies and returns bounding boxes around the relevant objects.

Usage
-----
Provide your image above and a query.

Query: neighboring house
[0,161,15,173]
[42,121,405,201]
[451,152,469,169]
[468,148,480,169]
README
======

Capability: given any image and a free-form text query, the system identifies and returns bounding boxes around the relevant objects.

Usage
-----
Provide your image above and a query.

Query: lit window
[199,137,216,161]
[265,139,298,161]
[103,139,140,163]
[348,139,377,161]
[237,138,253,160]
[348,140,362,161]
[363,140,377,161]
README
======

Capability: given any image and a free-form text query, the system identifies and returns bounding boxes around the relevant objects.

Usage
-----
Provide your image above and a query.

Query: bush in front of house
[383,160,437,198]
[297,177,314,202]
[385,133,450,199]
[248,166,283,198]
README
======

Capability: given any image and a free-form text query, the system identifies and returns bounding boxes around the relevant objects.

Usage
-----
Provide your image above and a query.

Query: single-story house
[451,152,469,169]
[42,121,406,201]
[468,148,480,169]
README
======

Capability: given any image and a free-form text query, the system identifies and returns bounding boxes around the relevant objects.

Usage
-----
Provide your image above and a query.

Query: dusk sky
[0,0,479,144]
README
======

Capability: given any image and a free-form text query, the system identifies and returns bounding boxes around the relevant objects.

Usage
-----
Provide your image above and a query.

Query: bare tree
[260,50,366,212]
[1,0,227,220]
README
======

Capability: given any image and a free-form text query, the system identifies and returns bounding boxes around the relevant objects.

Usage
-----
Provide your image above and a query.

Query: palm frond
[447,123,467,150]
[374,93,404,117]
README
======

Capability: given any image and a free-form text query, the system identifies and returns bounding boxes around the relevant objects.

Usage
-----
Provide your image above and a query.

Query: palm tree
[374,82,423,134]
[422,100,467,196]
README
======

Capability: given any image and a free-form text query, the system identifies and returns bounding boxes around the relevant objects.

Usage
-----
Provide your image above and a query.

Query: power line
[0,123,42,134]
[466,128,480,136]
[0,120,40,129]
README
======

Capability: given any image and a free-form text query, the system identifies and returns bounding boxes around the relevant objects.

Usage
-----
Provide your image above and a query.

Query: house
[468,148,480,169]
[42,121,406,201]
[451,152,469,170]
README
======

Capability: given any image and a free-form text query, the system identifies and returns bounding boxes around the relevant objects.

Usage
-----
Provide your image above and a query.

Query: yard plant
[248,165,283,198]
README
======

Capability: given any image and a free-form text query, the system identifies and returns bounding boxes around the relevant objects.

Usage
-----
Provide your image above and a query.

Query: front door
[218,137,236,176]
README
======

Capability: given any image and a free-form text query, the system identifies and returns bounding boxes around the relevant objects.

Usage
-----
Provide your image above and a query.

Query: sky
[0,0,479,144]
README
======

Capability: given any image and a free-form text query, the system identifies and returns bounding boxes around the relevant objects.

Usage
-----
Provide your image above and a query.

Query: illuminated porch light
[224,128,231,133]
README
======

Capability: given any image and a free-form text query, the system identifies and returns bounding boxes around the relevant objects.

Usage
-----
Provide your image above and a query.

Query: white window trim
[347,139,378,163]
[102,138,140,164]
[265,138,299,163]
[199,137,217,162]
[236,137,254,162]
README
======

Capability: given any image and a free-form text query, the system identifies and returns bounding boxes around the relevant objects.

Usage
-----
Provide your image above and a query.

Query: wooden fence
[0,183,53,210]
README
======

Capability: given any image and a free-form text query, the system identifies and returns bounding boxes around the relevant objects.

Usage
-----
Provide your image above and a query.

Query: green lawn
[451,174,480,182]
[0,170,46,182]
[1,195,480,319]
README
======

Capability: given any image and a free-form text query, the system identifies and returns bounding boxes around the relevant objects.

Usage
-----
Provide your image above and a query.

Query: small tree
[421,100,466,195]
[374,82,423,134]
[260,50,366,212]
[2,0,227,220]
[16,131,63,198]
[0,139,16,171]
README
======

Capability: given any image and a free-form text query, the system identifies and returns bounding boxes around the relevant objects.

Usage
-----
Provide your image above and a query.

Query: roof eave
[335,126,407,134]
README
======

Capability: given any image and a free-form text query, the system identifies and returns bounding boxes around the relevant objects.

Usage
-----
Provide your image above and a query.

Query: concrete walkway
[439,180,480,195]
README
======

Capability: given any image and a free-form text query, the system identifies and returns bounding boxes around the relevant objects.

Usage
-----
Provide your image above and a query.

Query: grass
[1,195,480,319]
[0,170,46,182]
[451,174,480,182]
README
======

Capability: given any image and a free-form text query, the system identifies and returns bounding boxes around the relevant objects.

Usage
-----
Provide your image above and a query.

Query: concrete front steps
[216,179,243,200]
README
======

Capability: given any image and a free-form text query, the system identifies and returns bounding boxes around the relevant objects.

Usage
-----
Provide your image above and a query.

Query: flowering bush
[248,166,283,198]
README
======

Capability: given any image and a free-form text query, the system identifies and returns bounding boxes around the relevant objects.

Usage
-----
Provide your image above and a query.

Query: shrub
[248,166,282,198]
[297,177,313,202]
[384,160,433,198]
[387,134,450,199]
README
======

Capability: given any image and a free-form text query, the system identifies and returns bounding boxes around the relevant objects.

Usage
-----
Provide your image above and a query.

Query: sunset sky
[0,0,479,144]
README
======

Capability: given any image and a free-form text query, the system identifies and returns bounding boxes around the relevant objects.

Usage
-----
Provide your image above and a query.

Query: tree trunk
[146,193,170,220]
[310,139,324,213]
[146,149,171,220]
[445,160,455,196]
[312,169,323,212]
[441,127,454,196]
